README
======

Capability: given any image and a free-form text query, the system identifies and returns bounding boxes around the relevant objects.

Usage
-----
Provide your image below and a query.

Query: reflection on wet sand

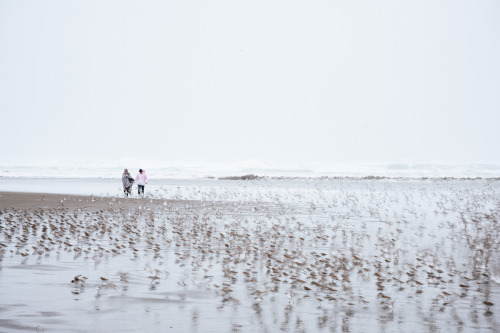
[0,179,499,332]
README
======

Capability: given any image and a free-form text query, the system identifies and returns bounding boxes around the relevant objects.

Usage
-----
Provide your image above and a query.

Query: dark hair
[139,169,143,172]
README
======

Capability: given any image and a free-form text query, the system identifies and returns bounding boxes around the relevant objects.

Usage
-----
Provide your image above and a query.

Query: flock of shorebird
[0,179,498,330]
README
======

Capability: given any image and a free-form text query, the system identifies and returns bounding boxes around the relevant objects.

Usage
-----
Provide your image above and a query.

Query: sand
[0,191,176,211]
[0,179,499,332]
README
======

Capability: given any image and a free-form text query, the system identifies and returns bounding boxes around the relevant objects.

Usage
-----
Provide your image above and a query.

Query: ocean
[1,162,499,180]
[1,162,499,197]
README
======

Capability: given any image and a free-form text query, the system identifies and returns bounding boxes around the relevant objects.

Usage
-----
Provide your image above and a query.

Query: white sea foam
[0,161,499,179]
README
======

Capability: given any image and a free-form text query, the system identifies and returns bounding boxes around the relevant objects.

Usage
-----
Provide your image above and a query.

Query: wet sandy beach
[0,178,499,332]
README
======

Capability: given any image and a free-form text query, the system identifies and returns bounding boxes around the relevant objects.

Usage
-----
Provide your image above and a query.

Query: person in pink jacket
[135,169,148,195]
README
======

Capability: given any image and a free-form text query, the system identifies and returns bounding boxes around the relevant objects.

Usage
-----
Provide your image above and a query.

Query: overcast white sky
[1,0,499,167]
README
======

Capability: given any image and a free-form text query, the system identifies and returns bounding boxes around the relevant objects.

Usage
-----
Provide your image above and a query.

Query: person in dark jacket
[122,169,134,197]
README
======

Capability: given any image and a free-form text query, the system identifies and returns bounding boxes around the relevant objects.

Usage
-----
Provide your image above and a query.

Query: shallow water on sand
[0,179,499,332]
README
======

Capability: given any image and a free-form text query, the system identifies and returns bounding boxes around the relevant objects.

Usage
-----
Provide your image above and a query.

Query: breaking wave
[0,161,499,179]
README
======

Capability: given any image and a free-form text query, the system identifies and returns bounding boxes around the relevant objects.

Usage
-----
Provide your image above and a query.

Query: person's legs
[138,185,144,195]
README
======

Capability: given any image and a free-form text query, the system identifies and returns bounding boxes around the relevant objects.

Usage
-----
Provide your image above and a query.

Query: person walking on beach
[135,169,148,196]
[122,169,134,197]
